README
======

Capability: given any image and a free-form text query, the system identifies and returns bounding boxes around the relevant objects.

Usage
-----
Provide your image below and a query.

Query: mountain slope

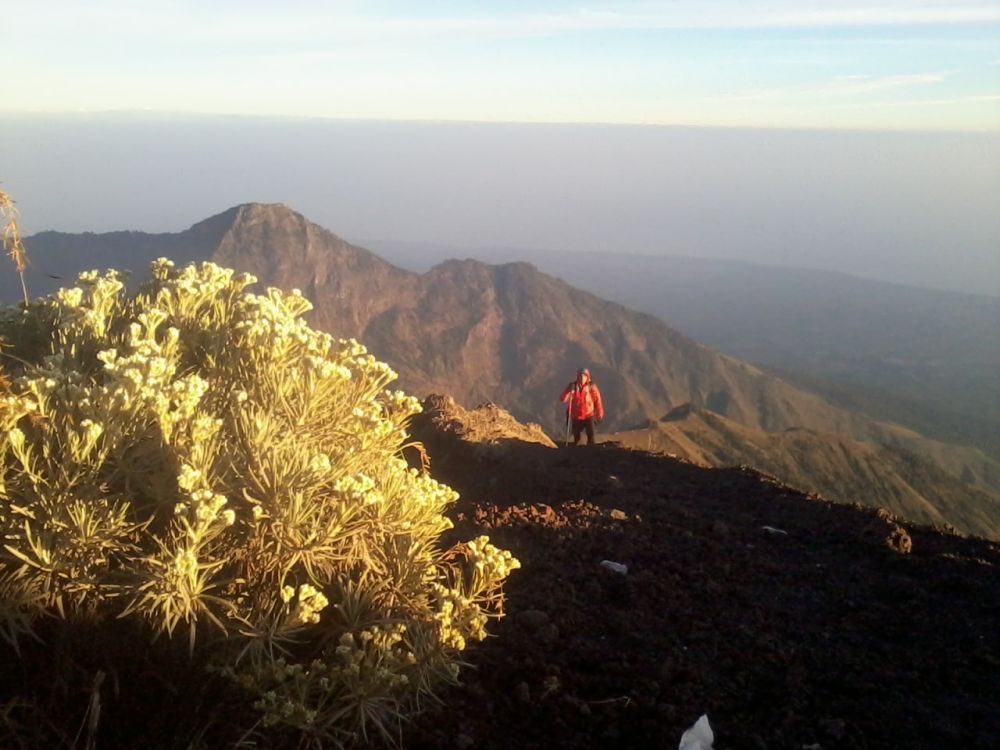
[368,240,1000,457]
[201,207,1000,503]
[8,209,236,298]
[608,405,1000,536]
[14,203,1000,538]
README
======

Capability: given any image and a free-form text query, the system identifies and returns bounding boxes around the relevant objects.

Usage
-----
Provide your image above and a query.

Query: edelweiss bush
[0,260,518,748]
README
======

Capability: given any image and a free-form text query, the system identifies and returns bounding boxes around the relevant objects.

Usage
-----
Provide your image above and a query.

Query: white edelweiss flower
[7,427,25,449]
[177,464,203,491]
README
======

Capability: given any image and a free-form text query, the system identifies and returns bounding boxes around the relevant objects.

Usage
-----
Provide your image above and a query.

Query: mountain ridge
[367,239,1000,456]
[12,202,1000,538]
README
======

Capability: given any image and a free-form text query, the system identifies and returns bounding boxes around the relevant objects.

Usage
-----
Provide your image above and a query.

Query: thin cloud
[14,3,1000,46]
[868,93,1000,106]
[820,73,949,94]
[711,72,949,102]
[188,5,1000,41]
[771,4,1000,27]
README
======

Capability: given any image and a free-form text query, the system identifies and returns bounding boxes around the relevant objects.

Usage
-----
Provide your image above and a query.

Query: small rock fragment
[600,560,628,575]
[886,525,913,554]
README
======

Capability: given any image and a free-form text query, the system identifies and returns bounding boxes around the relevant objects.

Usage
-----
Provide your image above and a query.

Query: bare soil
[404,411,1000,750]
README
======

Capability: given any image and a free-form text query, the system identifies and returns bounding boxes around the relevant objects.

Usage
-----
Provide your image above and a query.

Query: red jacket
[561,378,604,421]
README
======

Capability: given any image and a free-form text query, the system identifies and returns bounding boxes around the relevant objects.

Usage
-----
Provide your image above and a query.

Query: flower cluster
[281,583,330,625]
[466,535,522,582]
[431,583,487,651]
[333,473,383,506]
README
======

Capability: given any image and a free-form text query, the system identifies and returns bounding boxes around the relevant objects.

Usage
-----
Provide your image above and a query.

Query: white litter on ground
[679,714,714,750]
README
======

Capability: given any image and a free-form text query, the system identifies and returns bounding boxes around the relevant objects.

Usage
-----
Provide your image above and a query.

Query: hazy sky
[3,116,998,296]
[4,1,1000,130]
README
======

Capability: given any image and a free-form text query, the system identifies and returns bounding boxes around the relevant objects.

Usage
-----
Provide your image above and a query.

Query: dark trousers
[572,417,596,445]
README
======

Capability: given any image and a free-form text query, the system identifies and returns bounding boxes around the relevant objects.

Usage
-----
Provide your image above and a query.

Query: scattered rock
[875,507,898,523]
[413,395,557,448]
[886,525,913,554]
[405,426,1000,750]
[761,525,789,535]
[600,560,629,575]
[530,503,557,523]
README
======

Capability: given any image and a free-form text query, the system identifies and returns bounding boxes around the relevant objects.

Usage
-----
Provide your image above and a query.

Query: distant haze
[2,114,998,296]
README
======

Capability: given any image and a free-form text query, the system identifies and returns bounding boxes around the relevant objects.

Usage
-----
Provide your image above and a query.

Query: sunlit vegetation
[0,260,518,748]
[0,188,29,305]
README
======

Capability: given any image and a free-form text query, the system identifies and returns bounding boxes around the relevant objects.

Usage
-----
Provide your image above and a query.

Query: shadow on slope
[607,404,1000,540]
[405,398,999,750]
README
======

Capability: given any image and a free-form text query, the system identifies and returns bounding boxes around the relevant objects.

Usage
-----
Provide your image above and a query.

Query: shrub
[0,260,518,748]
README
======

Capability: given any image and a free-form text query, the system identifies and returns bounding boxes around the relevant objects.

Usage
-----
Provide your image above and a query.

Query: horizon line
[2,109,999,136]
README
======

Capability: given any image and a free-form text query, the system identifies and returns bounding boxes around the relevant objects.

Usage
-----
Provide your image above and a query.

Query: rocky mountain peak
[16,204,1000,539]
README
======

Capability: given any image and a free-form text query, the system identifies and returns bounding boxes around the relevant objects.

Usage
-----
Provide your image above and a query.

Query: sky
[4,1,1000,130]
[2,2,999,297]
[2,118,998,296]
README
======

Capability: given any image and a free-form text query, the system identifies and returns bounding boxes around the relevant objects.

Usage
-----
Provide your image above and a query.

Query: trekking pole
[564,401,571,447]
[563,381,578,447]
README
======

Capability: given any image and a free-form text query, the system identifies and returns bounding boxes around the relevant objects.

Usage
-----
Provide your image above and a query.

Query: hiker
[560,367,604,446]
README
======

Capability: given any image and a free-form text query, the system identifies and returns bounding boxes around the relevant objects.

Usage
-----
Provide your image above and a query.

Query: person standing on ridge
[560,368,604,446]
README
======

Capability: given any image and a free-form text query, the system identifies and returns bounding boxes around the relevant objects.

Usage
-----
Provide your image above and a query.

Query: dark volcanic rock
[404,421,1000,750]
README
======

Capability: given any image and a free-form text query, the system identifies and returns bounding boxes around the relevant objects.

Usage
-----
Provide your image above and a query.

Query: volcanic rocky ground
[403,398,999,750]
